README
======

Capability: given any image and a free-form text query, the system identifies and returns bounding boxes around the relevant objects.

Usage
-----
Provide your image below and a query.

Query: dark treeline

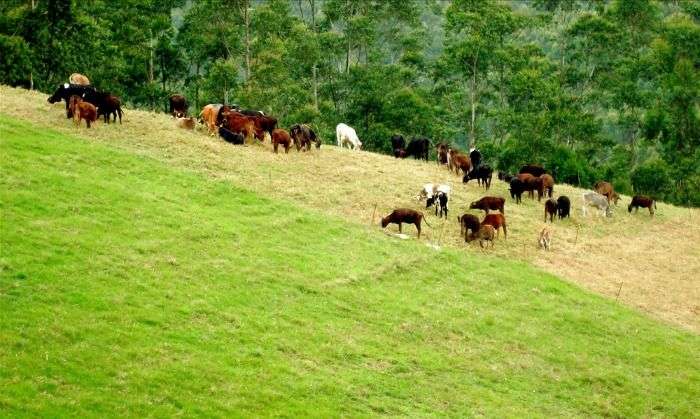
[1,0,698,205]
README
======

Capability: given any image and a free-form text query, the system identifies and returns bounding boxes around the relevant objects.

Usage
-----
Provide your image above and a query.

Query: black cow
[404,137,430,160]
[469,148,482,169]
[519,164,546,177]
[290,124,320,151]
[95,92,123,124]
[557,196,571,219]
[509,177,526,203]
[169,94,188,117]
[463,165,493,189]
[391,134,406,158]
[48,83,99,118]
[219,127,245,144]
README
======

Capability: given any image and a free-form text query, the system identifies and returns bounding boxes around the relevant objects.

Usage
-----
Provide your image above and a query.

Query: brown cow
[516,173,539,199]
[481,213,507,239]
[220,111,261,142]
[381,208,429,238]
[537,174,555,200]
[69,95,97,128]
[449,149,472,175]
[271,129,292,153]
[457,214,481,242]
[436,143,449,165]
[628,195,656,216]
[470,224,496,248]
[544,198,558,222]
[469,196,505,214]
[594,181,620,205]
[169,94,188,117]
[199,104,222,136]
[69,73,90,85]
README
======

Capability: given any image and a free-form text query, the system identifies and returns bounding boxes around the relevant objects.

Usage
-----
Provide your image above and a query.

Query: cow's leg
[415,222,421,238]
[398,223,402,234]
[503,223,507,239]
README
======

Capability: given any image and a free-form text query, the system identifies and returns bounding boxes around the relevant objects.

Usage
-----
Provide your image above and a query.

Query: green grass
[1,115,699,417]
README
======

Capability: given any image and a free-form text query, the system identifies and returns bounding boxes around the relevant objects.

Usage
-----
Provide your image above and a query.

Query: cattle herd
[47,74,659,250]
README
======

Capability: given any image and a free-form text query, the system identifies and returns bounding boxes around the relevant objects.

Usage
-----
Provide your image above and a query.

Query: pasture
[1,86,698,332]
[2,112,699,416]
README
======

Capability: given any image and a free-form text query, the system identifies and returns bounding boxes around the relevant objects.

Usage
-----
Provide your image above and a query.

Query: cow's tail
[654,200,657,209]
[422,216,432,228]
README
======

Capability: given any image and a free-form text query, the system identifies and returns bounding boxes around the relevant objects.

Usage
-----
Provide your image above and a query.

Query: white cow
[336,123,362,150]
[582,192,613,217]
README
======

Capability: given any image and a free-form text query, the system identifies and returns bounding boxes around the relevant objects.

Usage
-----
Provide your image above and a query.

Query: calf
[449,150,472,175]
[469,196,505,214]
[96,93,123,124]
[557,196,571,219]
[471,224,495,249]
[462,165,493,189]
[537,174,554,200]
[271,128,292,153]
[176,116,195,130]
[539,227,552,250]
[219,126,245,144]
[69,95,97,128]
[629,195,656,216]
[381,209,429,238]
[436,143,449,165]
[594,181,620,205]
[582,192,612,217]
[425,184,450,215]
[457,214,481,242]
[519,164,546,177]
[482,213,507,239]
[435,192,448,218]
[544,198,558,222]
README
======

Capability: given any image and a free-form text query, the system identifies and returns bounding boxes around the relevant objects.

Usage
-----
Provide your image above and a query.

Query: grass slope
[0,86,698,332]
[1,116,699,416]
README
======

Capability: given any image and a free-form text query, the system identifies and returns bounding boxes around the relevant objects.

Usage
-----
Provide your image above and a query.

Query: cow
[199,104,223,136]
[220,111,262,141]
[271,129,292,153]
[169,94,188,118]
[381,208,429,238]
[497,171,514,183]
[469,148,481,169]
[336,123,362,150]
[457,214,481,242]
[462,165,493,189]
[391,135,406,157]
[557,196,571,219]
[509,177,525,204]
[69,95,97,128]
[517,173,539,199]
[594,181,620,205]
[448,149,472,175]
[425,184,450,214]
[176,116,195,130]
[95,93,123,124]
[544,198,558,222]
[434,192,448,218]
[69,73,90,85]
[582,192,612,217]
[290,124,320,151]
[536,174,555,201]
[403,138,430,160]
[519,164,546,177]
[47,83,98,118]
[539,227,552,250]
[219,126,245,144]
[470,224,496,248]
[436,143,449,165]
[481,213,507,239]
[469,196,505,214]
[629,195,656,216]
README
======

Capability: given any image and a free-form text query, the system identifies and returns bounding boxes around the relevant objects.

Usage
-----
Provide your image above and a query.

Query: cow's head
[380,217,389,228]
[48,83,69,103]
[426,196,436,208]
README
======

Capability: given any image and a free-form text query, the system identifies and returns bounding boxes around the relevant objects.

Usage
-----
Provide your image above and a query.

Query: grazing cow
[176,116,195,130]
[436,143,449,165]
[391,135,406,157]
[434,192,448,218]
[519,164,546,177]
[169,94,188,117]
[470,224,496,248]
[220,111,262,141]
[69,95,97,128]
[539,227,552,250]
[381,208,429,238]
[463,165,493,189]
[509,178,525,204]
[535,174,555,201]
[95,93,123,124]
[469,196,505,214]
[517,173,539,199]
[557,196,571,219]
[628,195,656,216]
[448,149,472,175]
[544,198,558,222]
[200,104,222,136]
[469,148,481,168]
[69,73,90,85]
[336,123,362,150]
[48,83,98,118]
[219,126,245,145]
[481,213,507,239]
[425,184,450,214]
[403,138,430,160]
[594,181,620,205]
[457,214,481,242]
[290,124,320,151]
[271,128,292,153]
[582,192,612,217]
[497,171,514,182]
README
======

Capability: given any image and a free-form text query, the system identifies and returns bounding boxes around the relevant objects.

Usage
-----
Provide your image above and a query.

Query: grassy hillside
[1,86,698,332]
[1,115,699,416]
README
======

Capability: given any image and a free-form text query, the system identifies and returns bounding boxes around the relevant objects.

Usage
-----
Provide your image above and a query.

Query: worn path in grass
[1,86,698,332]
[2,115,699,416]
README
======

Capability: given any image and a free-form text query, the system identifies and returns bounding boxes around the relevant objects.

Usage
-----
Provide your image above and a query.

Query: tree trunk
[29,72,33,90]
[244,0,251,89]
[469,58,478,148]
[311,0,318,110]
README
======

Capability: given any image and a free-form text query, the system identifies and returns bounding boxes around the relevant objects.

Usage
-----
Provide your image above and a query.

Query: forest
[1,0,698,206]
